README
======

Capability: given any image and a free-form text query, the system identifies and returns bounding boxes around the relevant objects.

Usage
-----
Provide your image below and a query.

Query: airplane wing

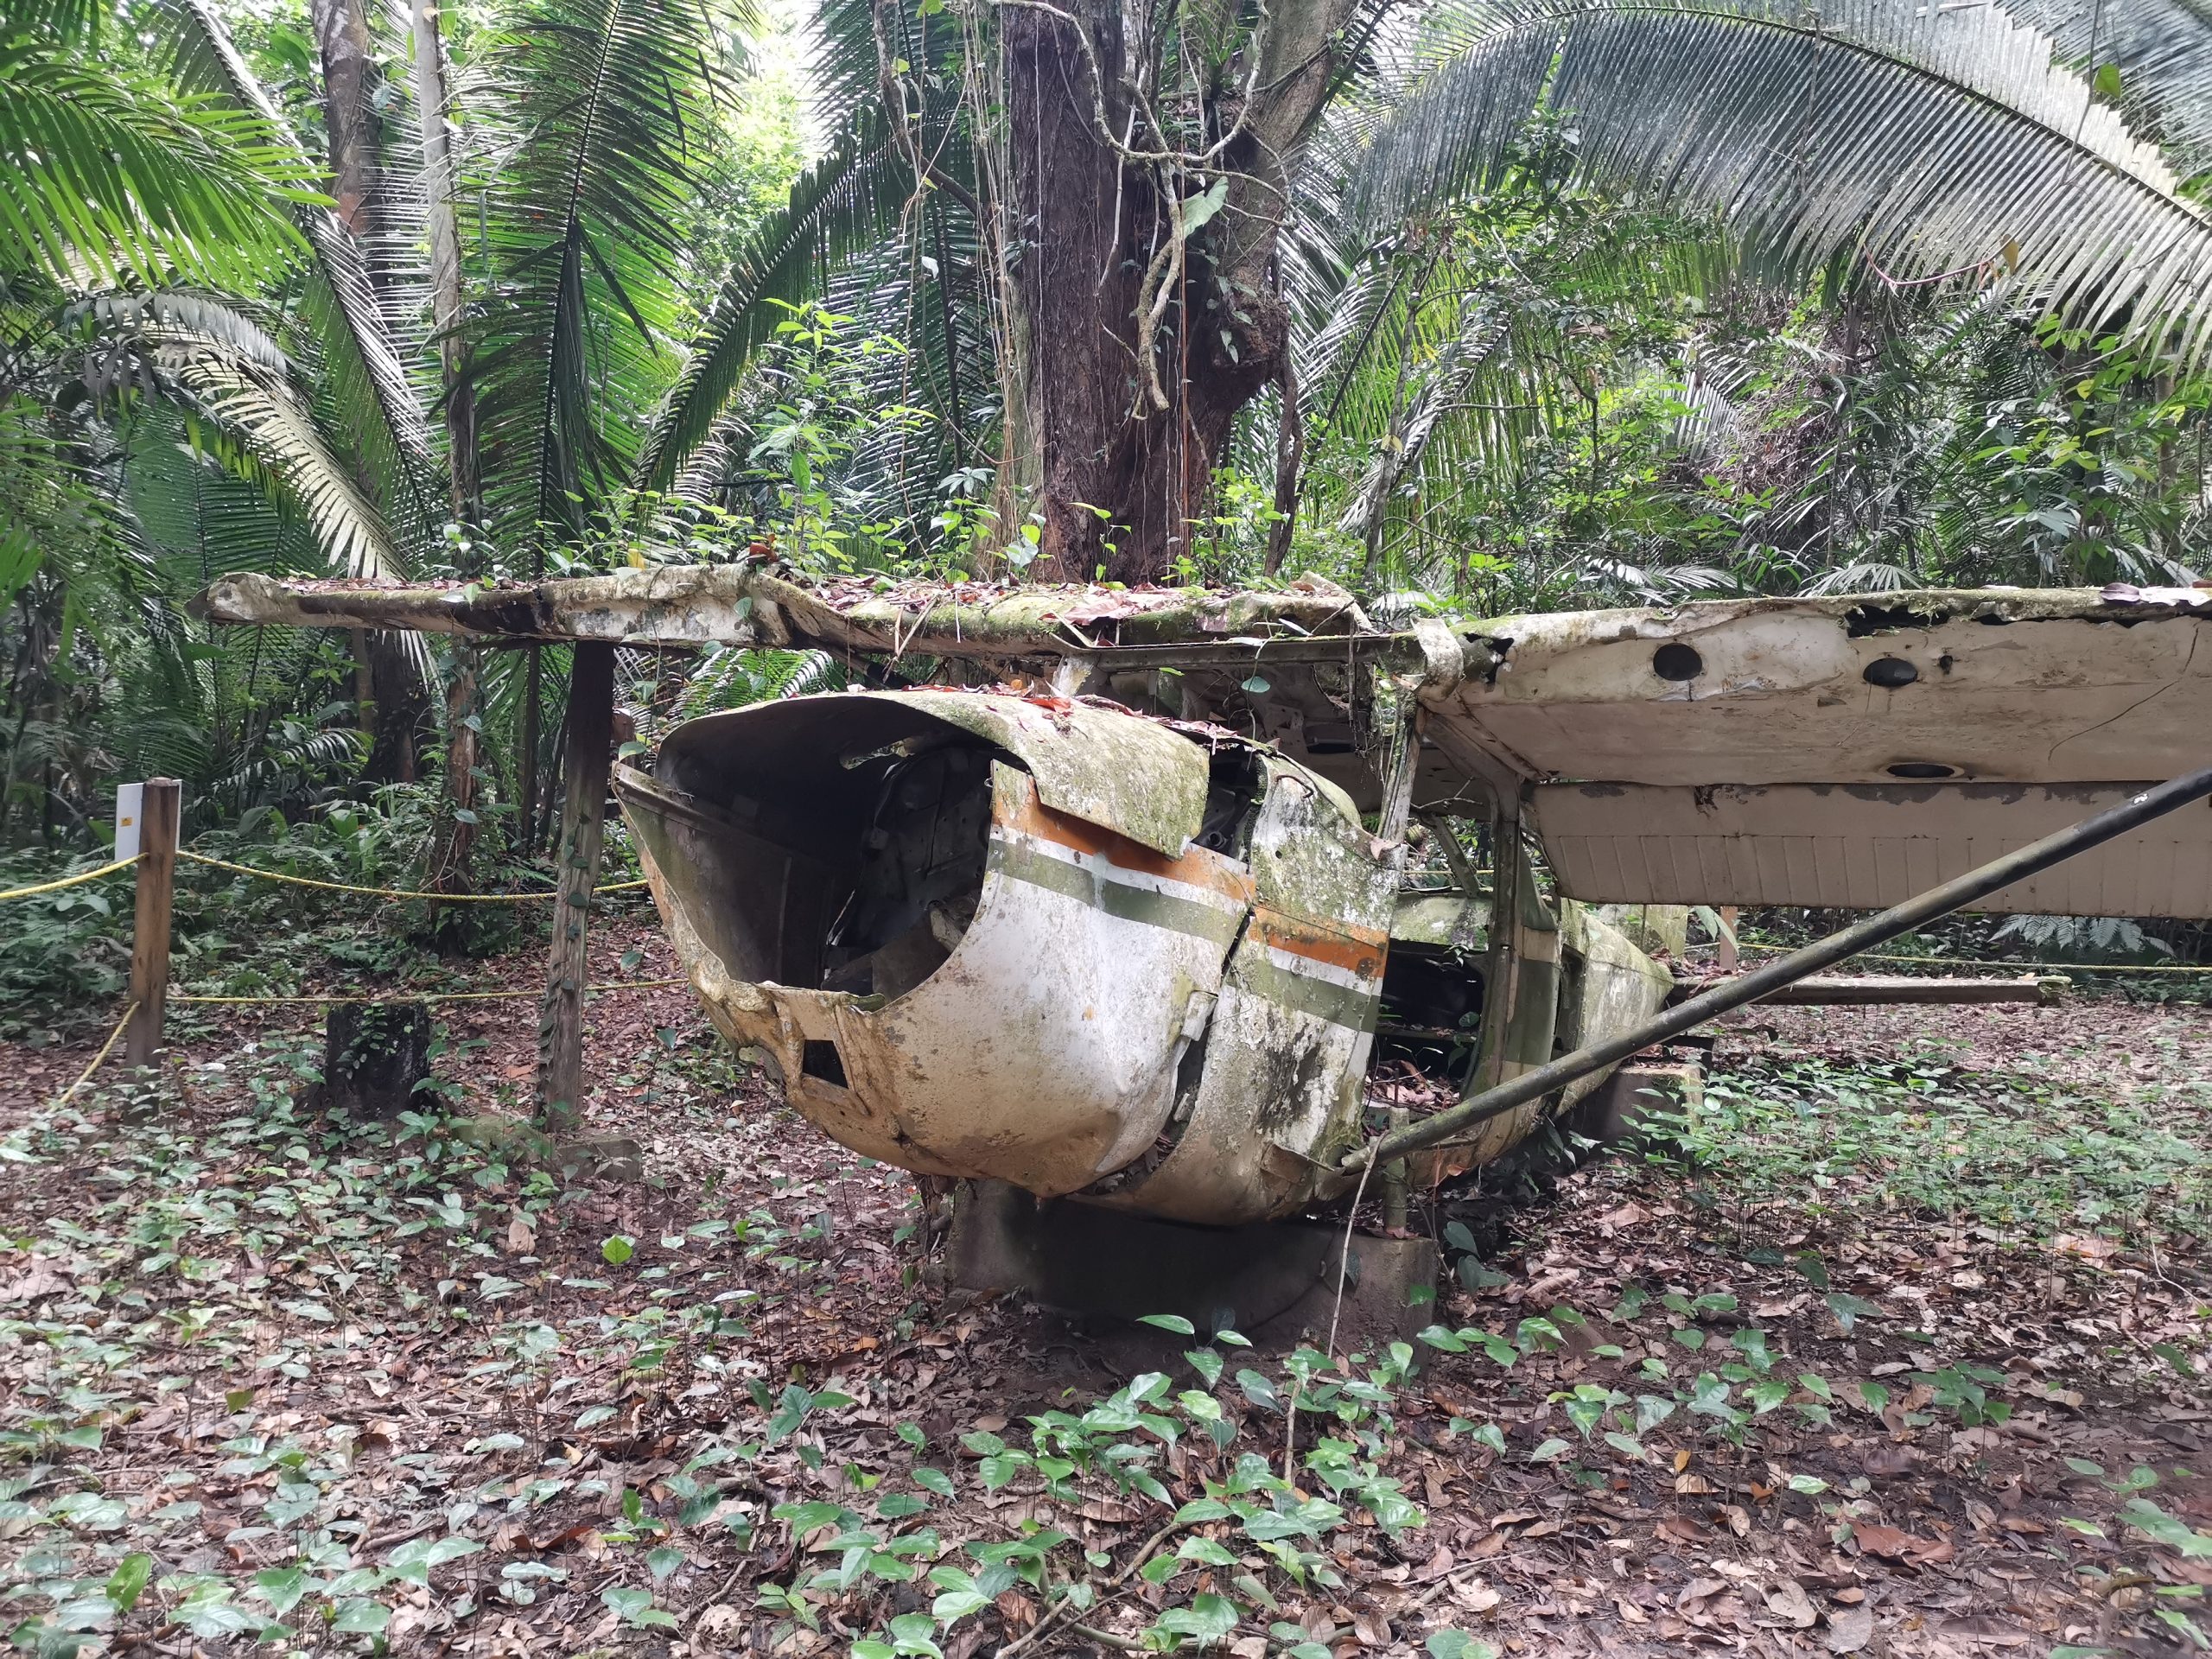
[196,569,2212,918]
[1416,586,2212,917]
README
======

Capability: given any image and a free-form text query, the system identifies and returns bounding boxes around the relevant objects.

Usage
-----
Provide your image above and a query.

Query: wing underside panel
[1536,783,2212,917]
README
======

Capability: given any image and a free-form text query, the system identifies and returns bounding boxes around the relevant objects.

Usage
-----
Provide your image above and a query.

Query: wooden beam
[126,779,181,1068]
[537,645,615,1133]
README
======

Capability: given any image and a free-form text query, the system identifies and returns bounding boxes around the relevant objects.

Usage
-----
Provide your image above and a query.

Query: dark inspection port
[801,1040,848,1087]
[1864,656,1919,688]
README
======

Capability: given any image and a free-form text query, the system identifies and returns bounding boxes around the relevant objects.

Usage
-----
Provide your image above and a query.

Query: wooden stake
[537,645,613,1133]
[126,779,180,1068]
[1716,905,1739,971]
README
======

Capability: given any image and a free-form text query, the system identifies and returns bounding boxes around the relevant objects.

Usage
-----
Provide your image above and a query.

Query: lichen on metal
[194,566,1370,659]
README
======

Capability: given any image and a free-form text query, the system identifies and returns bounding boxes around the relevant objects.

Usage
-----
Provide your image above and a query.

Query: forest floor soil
[2,922,2208,1656]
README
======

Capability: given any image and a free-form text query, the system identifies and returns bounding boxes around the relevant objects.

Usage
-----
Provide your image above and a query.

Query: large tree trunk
[1005,0,1356,584]
[314,0,431,781]
[312,0,380,233]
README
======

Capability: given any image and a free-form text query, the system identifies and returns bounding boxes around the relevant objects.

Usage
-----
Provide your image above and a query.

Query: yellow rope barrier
[175,850,650,903]
[54,1001,137,1103]
[170,977,690,1007]
[1732,944,2212,976]
[0,855,139,903]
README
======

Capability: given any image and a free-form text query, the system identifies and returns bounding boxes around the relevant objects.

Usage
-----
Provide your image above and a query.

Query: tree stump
[321,1002,431,1117]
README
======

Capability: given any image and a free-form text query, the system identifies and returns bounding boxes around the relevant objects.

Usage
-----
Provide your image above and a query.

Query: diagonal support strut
[1342,762,2212,1174]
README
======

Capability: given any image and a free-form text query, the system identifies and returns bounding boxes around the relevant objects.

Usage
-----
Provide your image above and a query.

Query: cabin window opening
[1195,747,1263,858]
[1370,944,1486,1106]
[820,745,994,998]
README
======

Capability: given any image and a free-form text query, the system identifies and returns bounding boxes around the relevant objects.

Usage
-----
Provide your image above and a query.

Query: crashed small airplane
[200,568,2212,1316]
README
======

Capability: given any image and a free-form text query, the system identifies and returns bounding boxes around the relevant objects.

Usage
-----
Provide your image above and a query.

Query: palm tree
[3,0,770,844]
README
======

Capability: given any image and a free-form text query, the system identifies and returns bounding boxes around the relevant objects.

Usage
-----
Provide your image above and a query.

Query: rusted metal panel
[647,689,1209,857]
[1537,782,2212,916]
[619,689,1427,1221]
[1390,893,1491,951]
[887,691,1209,858]
[1554,905,1676,1110]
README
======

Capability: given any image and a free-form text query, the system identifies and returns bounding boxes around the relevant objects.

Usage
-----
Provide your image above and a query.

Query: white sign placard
[114,782,143,861]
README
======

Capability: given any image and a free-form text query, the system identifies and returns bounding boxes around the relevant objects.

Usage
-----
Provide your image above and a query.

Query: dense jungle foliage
[3,0,2210,1001]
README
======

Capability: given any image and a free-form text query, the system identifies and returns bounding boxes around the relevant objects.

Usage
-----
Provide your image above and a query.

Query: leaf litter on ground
[0,928,2207,1655]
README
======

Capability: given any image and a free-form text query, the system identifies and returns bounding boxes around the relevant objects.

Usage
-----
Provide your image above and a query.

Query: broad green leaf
[105,1554,152,1613]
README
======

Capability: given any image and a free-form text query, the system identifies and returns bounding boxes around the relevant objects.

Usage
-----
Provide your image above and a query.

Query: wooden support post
[537,645,614,1133]
[1716,905,1739,971]
[126,779,180,1068]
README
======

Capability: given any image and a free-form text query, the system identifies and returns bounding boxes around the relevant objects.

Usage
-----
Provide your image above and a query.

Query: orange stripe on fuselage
[1249,907,1388,980]
[1000,783,1256,906]
[995,776,1388,977]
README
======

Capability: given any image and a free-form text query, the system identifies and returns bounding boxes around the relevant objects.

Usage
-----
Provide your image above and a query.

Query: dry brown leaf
[1675,1473,1715,1494]
[1717,1503,1751,1538]
[694,1605,746,1649]
[1453,1580,1501,1614]
[1826,1604,1875,1653]
[1352,1606,1391,1646]
[1936,1614,2031,1646]
[0,1259,68,1304]
[1851,1522,1913,1558]
[1864,1446,1919,1479]
[1765,1580,1819,1629]
[1617,1597,1649,1625]
[2052,1234,2118,1260]
[1853,1520,1953,1564]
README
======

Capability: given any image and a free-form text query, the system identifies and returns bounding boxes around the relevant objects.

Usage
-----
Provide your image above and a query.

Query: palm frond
[465,0,753,549]
[166,0,439,540]
[155,342,404,581]
[1351,0,2212,365]
[0,31,309,290]
[632,110,909,494]
[1995,0,2212,178]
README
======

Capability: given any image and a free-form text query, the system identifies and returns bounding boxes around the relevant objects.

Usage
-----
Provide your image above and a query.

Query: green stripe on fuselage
[1232,952,1380,1034]
[988,838,1245,950]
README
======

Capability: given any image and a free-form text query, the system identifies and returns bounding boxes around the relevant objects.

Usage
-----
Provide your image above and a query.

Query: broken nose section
[613,690,1390,1224]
